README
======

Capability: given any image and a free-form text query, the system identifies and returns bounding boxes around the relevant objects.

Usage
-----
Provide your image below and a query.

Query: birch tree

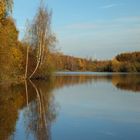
[29,4,56,79]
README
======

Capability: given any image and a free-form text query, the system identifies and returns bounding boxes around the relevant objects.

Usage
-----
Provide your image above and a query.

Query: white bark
[25,45,29,79]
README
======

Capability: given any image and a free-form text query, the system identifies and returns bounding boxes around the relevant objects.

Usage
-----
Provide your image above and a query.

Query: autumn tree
[0,17,24,80]
[0,0,5,20]
[5,0,13,15]
[25,2,56,79]
[0,0,13,20]
[0,0,24,80]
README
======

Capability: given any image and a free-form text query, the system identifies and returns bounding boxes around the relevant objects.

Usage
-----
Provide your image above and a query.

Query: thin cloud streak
[100,4,118,9]
[59,16,140,31]
[65,23,97,30]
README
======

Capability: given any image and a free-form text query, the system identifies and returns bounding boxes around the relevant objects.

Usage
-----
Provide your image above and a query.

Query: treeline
[51,52,140,72]
[112,52,140,72]
[51,53,95,71]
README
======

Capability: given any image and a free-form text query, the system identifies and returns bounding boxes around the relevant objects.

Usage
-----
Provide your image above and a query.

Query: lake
[0,72,140,140]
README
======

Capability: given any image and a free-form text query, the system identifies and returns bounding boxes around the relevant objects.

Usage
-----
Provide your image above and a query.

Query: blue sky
[13,0,140,59]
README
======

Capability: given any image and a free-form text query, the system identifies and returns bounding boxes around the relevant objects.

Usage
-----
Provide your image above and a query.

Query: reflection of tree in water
[52,75,110,89]
[0,83,26,140]
[112,74,140,92]
[53,74,140,92]
[24,80,57,140]
[0,80,57,140]
[0,74,140,140]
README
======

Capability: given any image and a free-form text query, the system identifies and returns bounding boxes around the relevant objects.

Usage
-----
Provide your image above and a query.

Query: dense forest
[51,52,140,73]
[0,0,140,82]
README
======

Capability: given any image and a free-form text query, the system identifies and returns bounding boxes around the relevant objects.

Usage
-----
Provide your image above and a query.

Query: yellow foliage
[0,1,5,20]
[10,47,23,73]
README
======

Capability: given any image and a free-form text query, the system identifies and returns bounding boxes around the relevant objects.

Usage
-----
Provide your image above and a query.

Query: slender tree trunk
[29,80,43,126]
[25,45,29,79]
[29,58,40,79]
[29,40,42,79]
[25,80,29,106]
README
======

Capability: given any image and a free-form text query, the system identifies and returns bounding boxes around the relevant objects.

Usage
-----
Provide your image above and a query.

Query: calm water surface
[0,73,140,140]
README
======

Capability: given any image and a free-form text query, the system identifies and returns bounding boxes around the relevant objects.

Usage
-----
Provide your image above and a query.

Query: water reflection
[0,83,26,140]
[0,80,57,140]
[54,74,140,92]
[0,73,140,140]
[24,80,57,140]
[112,74,140,92]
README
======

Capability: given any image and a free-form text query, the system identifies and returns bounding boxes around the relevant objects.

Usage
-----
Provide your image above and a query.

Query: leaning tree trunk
[27,2,55,79]
[25,45,29,79]
[29,7,48,79]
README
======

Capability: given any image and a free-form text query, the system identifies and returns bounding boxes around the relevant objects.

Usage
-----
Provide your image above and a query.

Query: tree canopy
[0,0,13,20]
